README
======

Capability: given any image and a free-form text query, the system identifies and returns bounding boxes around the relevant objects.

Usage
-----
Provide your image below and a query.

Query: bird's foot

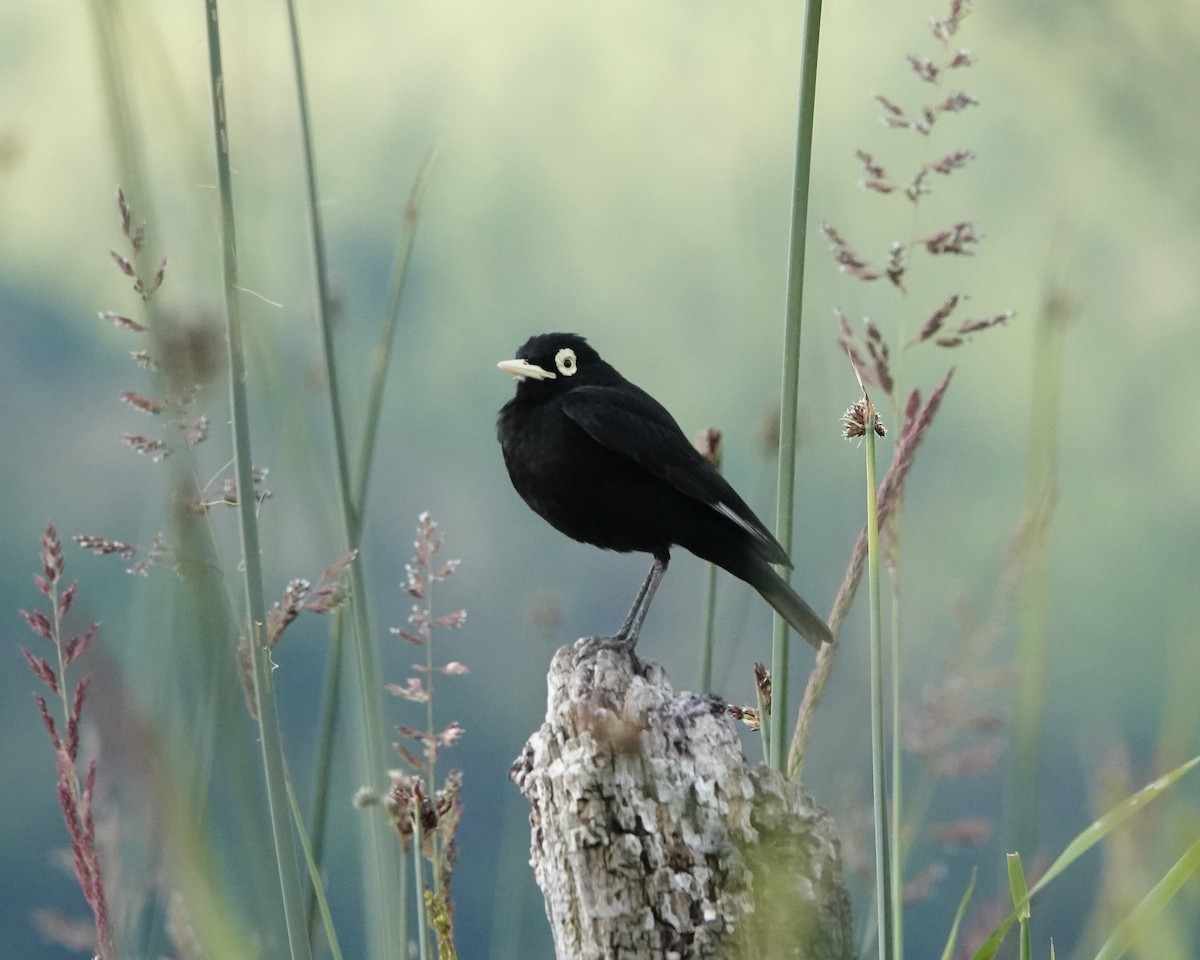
[575,632,639,659]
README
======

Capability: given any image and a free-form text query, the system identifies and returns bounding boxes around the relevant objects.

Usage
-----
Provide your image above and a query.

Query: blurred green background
[2,0,1198,957]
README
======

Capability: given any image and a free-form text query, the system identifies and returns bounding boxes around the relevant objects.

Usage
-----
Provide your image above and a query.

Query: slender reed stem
[356,150,436,506]
[202,3,311,957]
[890,554,904,959]
[788,371,954,780]
[413,816,431,960]
[696,431,722,694]
[279,2,411,954]
[757,676,772,763]
[1010,283,1070,854]
[286,770,345,960]
[306,609,344,934]
[303,154,432,941]
[864,399,894,960]
[771,0,825,774]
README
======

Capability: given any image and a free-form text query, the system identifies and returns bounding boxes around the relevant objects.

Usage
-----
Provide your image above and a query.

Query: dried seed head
[923,221,981,255]
[727,703,761,732]
[907,54,940,83]
[99,311,145,333]
[692,426,723,467]
[931,0,971,43]
[822,222,882,281]
[842,399,886,439]
[917,294,963,343]
[121,434,170,461]
[906,167,930,203]
[754,661,772,714]
[929,148,976,175]
[73,535,138,560]
[937,91,979,113]
[119,392,164,416]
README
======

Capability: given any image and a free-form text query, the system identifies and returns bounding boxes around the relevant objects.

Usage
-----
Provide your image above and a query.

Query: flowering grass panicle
[18,523,114,959]
[824,0,1012,402]
[370,512,469,958]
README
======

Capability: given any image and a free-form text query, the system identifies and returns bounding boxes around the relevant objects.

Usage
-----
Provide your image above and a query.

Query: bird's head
[497,333,610,396]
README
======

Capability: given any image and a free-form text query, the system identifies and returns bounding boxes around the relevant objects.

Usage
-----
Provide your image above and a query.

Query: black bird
[496,333,831,652]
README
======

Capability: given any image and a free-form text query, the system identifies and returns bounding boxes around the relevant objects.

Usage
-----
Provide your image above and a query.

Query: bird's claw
[575,633,639,659]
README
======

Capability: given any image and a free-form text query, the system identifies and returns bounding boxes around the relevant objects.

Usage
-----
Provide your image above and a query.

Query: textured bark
[511,641,853,960]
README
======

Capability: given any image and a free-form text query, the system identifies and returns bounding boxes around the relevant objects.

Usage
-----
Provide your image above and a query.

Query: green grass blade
[413,816,431,960]
[889,573,903,960]
[770,0,825,773]
[1006,853,1031,960]
[203,1,311,957]
[1092,835,1200,960]
[938,870,976,960]
[355,149,437,509]
[279,1,419,954]
[969,752,1200,960]
[286,770,345,960]
[1006,853,1030,921]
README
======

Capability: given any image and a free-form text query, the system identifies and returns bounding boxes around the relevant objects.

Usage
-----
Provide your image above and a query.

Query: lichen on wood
[511,641,853,960]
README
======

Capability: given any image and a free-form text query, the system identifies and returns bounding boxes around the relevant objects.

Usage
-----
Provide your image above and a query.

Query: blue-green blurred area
[2,0,1198,957]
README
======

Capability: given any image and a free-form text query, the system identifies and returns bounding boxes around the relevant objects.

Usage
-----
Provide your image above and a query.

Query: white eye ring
[555,347,578,376]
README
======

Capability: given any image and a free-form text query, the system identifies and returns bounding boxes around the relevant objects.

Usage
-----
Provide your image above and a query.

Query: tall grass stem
[771,0,825,774]
[864,401,894,960]
[1010,284,1070,853]
[280,2,411,954]
[890,579,904,960]
[355,150,436,507]
[203,3,312,957]
[413,818,431,960]
[287,770,345,960]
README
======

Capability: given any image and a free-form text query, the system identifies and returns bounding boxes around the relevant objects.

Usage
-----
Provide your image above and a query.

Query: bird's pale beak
[497,358,557,381]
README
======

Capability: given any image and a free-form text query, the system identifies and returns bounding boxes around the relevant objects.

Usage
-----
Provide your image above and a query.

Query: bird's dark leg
[579,556,668,655]
[611,556,668,650]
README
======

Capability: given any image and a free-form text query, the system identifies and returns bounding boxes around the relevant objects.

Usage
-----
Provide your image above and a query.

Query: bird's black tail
[749,564,832,651]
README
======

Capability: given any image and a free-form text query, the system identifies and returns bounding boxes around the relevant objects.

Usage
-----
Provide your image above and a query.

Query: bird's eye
[554,348,578,376]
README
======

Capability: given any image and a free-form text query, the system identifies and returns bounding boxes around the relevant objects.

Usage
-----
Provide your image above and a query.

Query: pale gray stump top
[511,641,853,960]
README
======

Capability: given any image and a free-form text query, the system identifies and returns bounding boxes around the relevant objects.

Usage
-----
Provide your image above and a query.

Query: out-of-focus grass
[3,1,1200,958]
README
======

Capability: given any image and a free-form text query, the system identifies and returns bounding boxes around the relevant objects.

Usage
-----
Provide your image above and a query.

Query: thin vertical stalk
[864,402,894,960]
[280,2,404,956]
[202,2,312,958]
[356,150,436,505]
[890,572,904,959]
[771,0,825,772]
[696,433,722,694]
[1010,284,1070,854]
[412,817,431,960]
[305,155,431,938]
[757,678,772,763]
[286,772,345,960]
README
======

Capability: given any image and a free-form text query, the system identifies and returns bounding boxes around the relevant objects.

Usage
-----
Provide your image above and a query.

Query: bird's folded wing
[561,386,787,561]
